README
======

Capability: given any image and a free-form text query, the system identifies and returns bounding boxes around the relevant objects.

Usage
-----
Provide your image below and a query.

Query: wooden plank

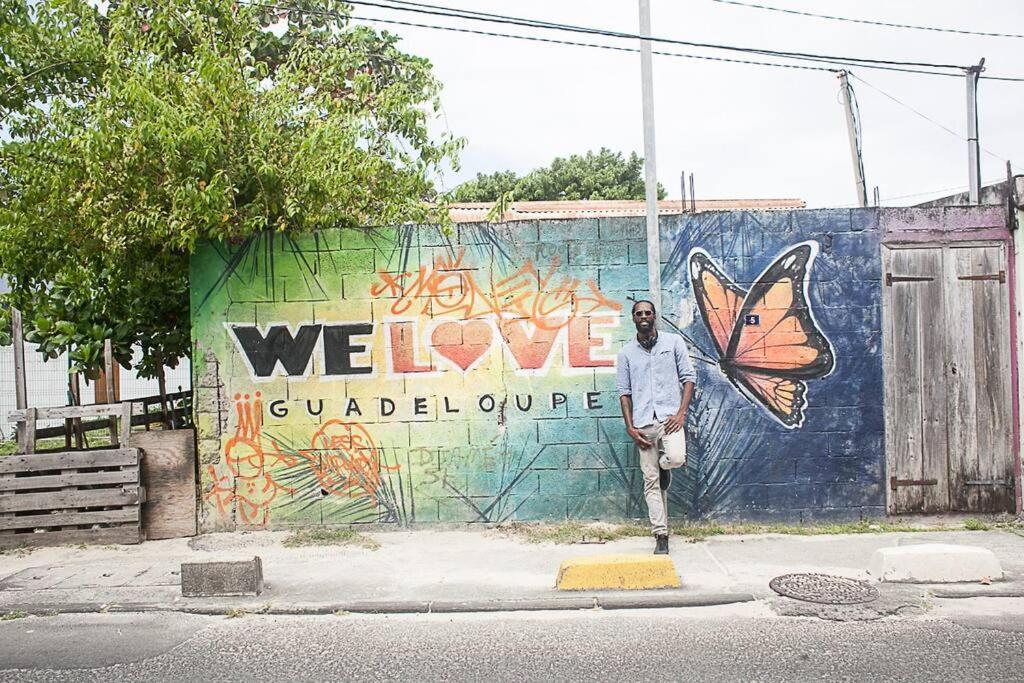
[16,407,36,455]
[960,245,1014,512]
[129,429,197,540]
[0,526,141,549]
[881,246,897,514]
[0,487,141,513]
[69,372,84,450]
[887,248,927,512]
[917,248,948,513]
[946,246,981,511]
[0,468,139,492]
[0,448,139,475]
[104,340,117,443]
[33,407,189,440]
[8,403,133,422]
[12,308,26,410]
[0,506,139,531]
[119,400,132,447]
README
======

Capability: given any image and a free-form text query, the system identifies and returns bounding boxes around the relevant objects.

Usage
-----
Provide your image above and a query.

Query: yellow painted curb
[555,554,680,591]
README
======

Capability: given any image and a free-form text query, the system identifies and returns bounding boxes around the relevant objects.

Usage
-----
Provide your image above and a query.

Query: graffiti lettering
[371,249,621,328]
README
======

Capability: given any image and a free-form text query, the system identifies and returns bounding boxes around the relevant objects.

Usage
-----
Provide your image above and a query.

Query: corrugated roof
[448,198,805,223]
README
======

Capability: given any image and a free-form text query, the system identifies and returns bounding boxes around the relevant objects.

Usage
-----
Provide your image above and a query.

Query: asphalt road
[2,604,1024,682]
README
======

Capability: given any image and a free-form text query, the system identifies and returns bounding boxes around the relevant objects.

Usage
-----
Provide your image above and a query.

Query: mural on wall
[688,241,835,428]
[190,210,887,529]
[661,211,885,520]
[191,224,638,528]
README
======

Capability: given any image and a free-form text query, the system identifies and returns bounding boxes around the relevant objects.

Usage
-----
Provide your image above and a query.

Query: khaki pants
[637,422,687,536]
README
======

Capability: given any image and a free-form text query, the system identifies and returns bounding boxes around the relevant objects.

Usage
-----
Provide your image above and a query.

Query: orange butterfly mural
[688,241,835,429]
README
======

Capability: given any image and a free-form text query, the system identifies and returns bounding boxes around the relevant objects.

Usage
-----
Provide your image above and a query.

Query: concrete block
[556,554,680,590]
[181,557,264,597]
[867,544,1004,583]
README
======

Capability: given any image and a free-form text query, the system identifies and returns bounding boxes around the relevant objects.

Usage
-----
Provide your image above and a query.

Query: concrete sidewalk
[0,528,1022,616]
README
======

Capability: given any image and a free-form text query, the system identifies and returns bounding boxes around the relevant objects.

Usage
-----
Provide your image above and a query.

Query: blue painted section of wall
[653,209,885,521]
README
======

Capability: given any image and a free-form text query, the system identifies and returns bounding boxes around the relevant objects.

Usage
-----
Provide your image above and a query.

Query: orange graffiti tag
[302,420,400,500]
[371,249,621,328]
[205,394,399,527]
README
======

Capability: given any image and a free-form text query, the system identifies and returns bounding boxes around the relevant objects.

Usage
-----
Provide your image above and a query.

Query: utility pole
[638,0,660,305]
[966,58,985,204]
[838,71,868,208]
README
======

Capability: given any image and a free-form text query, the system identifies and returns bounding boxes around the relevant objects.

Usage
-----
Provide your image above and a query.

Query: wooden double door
[882,243,1015,513]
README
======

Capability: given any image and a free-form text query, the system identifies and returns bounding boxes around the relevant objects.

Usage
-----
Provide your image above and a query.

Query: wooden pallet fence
[0,448,145,548]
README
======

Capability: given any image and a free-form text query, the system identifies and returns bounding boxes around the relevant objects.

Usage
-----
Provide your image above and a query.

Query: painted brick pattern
[190,210,886,530]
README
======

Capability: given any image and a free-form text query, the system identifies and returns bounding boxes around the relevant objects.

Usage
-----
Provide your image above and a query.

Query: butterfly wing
[730,370,808,428]
[726,241,835,380]
[688,249,748,360]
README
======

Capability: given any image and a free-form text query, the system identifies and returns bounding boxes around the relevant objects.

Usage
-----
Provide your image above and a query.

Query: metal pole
[680,170,686,213]
[838,71,868,207]
[638,0,660,305]
[966,59,985,204]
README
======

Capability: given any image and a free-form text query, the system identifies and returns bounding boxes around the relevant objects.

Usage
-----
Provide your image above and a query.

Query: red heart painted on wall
[431,319,494,371]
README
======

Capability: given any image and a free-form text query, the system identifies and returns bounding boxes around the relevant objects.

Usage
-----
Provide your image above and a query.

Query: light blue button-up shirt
[615,332,697,429]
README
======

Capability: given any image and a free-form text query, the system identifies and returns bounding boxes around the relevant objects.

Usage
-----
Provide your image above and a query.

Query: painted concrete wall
[190,211,885,530]
[660,210,884,521]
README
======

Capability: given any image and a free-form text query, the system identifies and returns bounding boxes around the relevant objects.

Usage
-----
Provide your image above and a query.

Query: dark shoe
[659,467,671,491]
[654,534,669,555]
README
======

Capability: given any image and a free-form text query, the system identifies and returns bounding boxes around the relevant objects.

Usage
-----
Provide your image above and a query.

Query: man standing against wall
[616,300,696,554]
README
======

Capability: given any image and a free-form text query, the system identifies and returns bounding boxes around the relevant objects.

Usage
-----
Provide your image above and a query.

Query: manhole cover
[769,573,879,604]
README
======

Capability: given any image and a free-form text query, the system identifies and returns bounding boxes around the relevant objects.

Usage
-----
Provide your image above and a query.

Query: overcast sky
[350,0,1024,208]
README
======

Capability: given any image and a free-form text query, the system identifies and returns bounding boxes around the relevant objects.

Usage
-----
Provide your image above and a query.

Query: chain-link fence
[0,344,191,441]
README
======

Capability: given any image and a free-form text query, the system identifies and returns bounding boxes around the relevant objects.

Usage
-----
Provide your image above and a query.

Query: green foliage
[282,527,380,550]
[452,148,666,202]
[0,0,462,377]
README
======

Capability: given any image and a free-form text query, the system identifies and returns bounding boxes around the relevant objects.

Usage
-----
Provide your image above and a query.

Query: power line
[710,0,1024,40]
[849,72,1013,163]
[243,0,1024,81]
[349,13,838,73]
[342,0,972,71]
[837,177,1012,207]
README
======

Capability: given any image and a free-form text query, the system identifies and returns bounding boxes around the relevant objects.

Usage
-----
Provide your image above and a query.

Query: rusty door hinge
[957,271,1006,283]
[890,476,939,491]
[885,274,934,286]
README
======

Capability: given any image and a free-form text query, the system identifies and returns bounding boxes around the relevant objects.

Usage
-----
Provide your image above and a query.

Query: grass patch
[0,441,16,457]
[497,518,1010,545]
[1,611,28,621]
[225,607,248,619]
[0,543,34,558]
[282,527,380,550]
[496,521,649,544]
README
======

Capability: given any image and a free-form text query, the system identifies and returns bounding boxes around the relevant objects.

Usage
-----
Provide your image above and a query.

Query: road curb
[930,588,1024,599]
[1,592,755,617]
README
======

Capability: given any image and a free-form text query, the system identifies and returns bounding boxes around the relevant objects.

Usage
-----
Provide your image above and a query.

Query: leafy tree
[0,0,462,379]
[452,148,665,202]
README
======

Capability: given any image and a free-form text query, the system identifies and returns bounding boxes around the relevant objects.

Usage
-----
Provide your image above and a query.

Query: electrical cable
[849,72,1015,163]
[341,0,973,71]
[347,13,839,73]
[710,0,1024,40]
[240,0,1024,81]
[239,0,998,78]
[836,177,1010,207]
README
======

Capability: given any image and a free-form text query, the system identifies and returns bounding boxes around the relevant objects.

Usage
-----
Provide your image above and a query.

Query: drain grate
[769,573,879,605]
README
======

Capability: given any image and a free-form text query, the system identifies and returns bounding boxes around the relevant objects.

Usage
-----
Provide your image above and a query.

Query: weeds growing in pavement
[281,528,380,550]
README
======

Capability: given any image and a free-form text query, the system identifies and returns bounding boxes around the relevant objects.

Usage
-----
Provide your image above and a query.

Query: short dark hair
[631,299,657,315]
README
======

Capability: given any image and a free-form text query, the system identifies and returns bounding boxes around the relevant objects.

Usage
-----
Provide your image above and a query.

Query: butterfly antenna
[657,314,716,364]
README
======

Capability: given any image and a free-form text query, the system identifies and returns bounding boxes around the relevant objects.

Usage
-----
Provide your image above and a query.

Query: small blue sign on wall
[744,314,760,326]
